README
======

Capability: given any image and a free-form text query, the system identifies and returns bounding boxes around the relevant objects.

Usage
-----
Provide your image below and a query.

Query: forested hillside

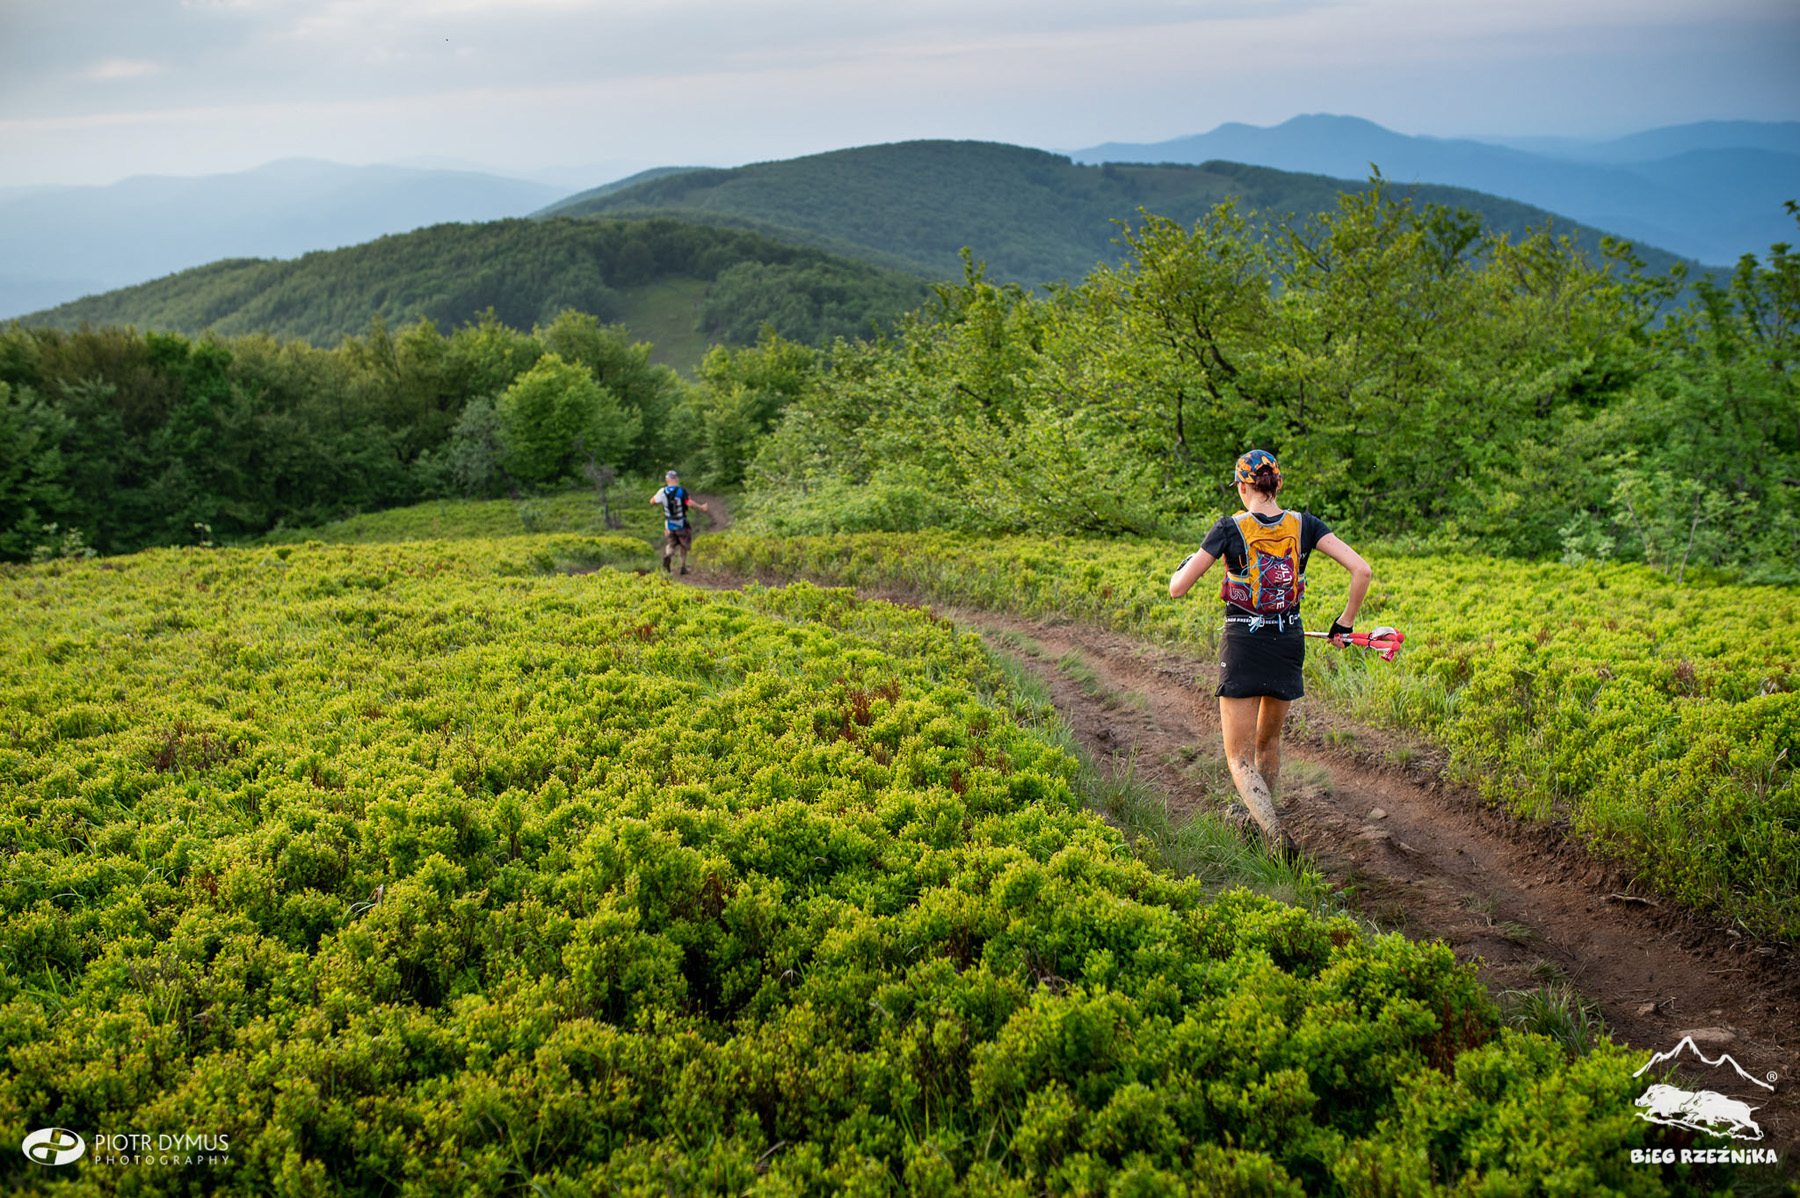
[15,218,931,355]
[6,183,1792,578]
[541,140,1692,283]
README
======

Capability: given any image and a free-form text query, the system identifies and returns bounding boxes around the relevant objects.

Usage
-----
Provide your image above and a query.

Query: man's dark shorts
[663,525,693,554]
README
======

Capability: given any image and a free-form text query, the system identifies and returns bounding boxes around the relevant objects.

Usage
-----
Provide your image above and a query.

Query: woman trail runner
[1168,449,1373,856]
[650,470,710,575]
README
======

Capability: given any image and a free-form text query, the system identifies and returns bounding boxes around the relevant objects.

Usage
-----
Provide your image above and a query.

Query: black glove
[1328,621,1352,644]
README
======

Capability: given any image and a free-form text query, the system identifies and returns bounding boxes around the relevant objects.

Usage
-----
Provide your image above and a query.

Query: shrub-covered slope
[0,542,1707,1194]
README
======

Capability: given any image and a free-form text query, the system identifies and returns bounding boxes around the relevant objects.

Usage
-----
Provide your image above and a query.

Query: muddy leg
[1221,696,1284,840]
[1254,697,1292,800]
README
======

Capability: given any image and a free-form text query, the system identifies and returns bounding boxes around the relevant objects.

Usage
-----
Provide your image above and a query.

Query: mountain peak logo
[1632,1036,1776,1142]
[22,1128,87,1166]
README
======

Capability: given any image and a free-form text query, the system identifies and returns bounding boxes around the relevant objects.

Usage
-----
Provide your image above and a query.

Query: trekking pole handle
[1304,626,1405,662]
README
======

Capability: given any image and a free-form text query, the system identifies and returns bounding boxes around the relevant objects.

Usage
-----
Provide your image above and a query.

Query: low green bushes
[0,542,1722,1193]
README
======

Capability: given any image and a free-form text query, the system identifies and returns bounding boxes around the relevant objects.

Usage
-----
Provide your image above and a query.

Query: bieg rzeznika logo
[22,1128,87,1166]
[1633,1036,1775,1142]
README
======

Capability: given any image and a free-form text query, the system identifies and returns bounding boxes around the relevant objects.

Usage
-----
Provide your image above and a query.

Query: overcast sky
[3,0,1797,187]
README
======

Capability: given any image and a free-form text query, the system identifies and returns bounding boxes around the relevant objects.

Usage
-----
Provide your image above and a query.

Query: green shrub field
[708,532,1800,942]
[1,540,1714,1194]
[258,488,671,549]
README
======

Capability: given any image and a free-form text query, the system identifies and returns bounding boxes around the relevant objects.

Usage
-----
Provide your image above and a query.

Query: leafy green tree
[445,396,507,497]
[1540,205,1800,580]
[684,327,817,486]
[495,354,640,487]
[441,310,544,402]
[744,184,1683,547]
[0,381,75,559]
[537,309,683,472]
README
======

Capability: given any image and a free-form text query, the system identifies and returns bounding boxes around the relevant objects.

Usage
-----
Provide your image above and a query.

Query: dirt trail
[678,562,1798,1150]
[692,493,734,532]
[956,610,1800,1151]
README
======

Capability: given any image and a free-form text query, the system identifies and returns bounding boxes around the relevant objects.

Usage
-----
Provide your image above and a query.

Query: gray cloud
[2,0,1796,185]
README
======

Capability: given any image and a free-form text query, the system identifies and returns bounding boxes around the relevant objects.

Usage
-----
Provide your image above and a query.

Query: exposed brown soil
[691,493,734,532]
[676,535,1799,1156]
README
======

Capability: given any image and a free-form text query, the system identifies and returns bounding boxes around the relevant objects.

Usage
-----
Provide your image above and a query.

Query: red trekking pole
[1305,625,1405,662]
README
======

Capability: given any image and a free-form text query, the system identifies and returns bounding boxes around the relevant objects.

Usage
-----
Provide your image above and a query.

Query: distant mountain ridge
[1072,115,1800,265]
[14,217,933,369]
[0,159,575,320]
[5,116,1780,323]
[15,138,1707,356]
[539,139,1690,284]
[1481,120,1800,164]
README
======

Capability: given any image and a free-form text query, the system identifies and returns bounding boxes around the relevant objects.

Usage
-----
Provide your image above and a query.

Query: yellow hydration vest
[1219,510,1305,614]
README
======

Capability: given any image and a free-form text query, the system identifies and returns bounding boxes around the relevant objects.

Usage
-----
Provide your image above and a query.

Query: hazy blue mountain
[0,159,571,320]
[1483,121,1800,165]
[539,139,1689,285]
[539,166,707,208]
[1073,115,1798,264]
[386,155,669,190]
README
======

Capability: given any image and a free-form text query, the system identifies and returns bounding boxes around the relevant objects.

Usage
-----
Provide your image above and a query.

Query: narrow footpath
[955,611,1800,1152]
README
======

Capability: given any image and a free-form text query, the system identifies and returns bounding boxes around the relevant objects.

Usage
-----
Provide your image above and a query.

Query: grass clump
[1499,984,1611,1059]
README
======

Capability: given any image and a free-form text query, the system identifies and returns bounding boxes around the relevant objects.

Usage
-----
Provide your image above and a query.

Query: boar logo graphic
[1632,1036,1775,1142]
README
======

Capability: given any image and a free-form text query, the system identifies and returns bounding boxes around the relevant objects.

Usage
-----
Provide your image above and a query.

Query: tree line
[742,190,1797,583]
[0,311,802,561]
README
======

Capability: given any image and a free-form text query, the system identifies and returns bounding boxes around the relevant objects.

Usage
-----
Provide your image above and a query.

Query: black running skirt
[1216,627,1306,700]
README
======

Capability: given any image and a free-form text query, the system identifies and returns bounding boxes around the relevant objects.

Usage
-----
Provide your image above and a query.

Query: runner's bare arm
[1169,549,1217,599]
[1314,534,1373,633]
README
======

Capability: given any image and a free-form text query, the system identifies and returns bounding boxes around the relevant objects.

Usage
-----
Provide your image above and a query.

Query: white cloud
[83,58,164,81]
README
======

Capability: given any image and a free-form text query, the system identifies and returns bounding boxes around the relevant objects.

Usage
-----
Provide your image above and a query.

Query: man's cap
[665,470,679,480]
[1234,449,1281,485]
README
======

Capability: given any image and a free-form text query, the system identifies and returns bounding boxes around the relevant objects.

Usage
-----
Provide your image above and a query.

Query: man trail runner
[1168,449,1373,856]
[650,470,710,575]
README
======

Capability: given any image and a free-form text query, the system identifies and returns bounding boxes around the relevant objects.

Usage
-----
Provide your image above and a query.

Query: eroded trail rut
[681,522,1798,1150]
